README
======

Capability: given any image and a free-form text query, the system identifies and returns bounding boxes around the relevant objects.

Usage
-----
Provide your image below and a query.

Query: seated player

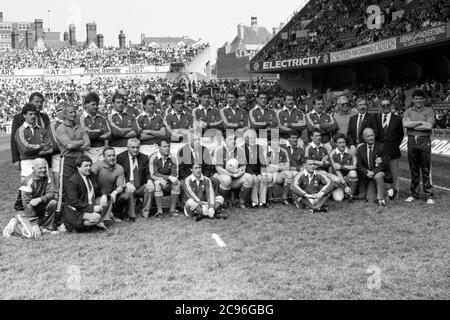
[290,158,335,214]
[62,155,110,232]
[4,158,60,238]
[329,134,359,202]
[305,129,340,188]
[281,130,305,193]
[149,138,181,217]
[243,129,270,208]
[266,136,294,205]
[214,134,253,208]
[182,163,226,221]
[356,128,388,207]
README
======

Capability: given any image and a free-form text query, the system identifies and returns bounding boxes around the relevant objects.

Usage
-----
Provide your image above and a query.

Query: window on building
[0,23,12,30]
[0,34,11,40]
[18,24,30,30]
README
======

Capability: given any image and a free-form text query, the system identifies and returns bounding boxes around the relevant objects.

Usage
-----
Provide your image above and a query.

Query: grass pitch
[0,133,448,300]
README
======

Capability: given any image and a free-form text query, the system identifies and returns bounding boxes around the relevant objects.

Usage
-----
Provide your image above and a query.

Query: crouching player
[4,158,60,238]
[182,163,226,221]
[291,158,334,213]
[329,134,359,201]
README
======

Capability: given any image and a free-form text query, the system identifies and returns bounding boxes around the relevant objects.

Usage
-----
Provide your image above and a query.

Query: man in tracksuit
[403,89,436,204]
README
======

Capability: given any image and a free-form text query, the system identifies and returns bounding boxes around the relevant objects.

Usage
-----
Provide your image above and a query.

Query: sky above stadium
[3,0,305,61]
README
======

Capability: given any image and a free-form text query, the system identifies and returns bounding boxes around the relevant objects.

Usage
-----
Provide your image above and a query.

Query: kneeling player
[182,164,226,221]
[329,134,359,201]
[291,158,334,213]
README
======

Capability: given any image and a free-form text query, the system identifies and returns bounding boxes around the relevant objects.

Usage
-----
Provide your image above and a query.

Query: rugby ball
[226,158,239,174]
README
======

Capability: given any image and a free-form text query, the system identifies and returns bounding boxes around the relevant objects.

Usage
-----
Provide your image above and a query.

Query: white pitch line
[211,233,226,247]
[399,177,450,192]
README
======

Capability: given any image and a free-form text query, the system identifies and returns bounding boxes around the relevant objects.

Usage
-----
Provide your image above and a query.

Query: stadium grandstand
[249,0,450,93]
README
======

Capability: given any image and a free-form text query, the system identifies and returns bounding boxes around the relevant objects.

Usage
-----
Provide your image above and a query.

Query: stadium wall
[0,65,186,81]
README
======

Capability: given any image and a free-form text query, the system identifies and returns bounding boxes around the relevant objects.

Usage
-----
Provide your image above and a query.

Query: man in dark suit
[11,92,50,171]
[356,128,389,207]
[376,98,404,198]
[62,155,110,232]
[347,98,377,155]
[116,138,155,219]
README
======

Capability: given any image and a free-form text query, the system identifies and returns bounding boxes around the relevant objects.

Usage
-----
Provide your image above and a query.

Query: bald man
[10,158,59,236]
[356,128,388,207]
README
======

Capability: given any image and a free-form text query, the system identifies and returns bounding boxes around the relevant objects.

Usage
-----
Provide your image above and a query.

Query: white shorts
[84,147,104,164]
[20,159,35,178]
[51,154,61,173]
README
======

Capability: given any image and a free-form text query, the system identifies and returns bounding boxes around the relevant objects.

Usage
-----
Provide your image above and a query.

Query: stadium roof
[142,36,197,47]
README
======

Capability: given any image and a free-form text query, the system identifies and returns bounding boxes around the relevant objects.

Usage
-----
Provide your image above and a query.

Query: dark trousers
[407,136,433,199]
[57,156,78,213]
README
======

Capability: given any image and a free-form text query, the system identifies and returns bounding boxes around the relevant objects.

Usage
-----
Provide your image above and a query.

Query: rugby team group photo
[0,0,449,302]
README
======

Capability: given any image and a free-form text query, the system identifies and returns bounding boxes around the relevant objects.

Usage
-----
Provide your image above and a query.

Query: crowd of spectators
[1,76,449,132]
[254,0,450,62]
[0,44,209,69]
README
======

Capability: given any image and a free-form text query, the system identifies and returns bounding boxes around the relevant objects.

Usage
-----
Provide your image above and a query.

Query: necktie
[87,177,93,192]
[383,114,389,135]
[87,177,94,205]
[132,156,140,188]
[340,153,344,163]
[368,145,373,171]
[357,114,364,143]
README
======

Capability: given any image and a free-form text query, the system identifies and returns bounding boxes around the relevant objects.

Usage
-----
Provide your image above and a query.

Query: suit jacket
[63,172,101,231]
[116,151,150,187]
[11,112,50,163]
[375,113,404,160]
[347,113,377,147]
[356,142,388,177]
[177,145,215,180]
